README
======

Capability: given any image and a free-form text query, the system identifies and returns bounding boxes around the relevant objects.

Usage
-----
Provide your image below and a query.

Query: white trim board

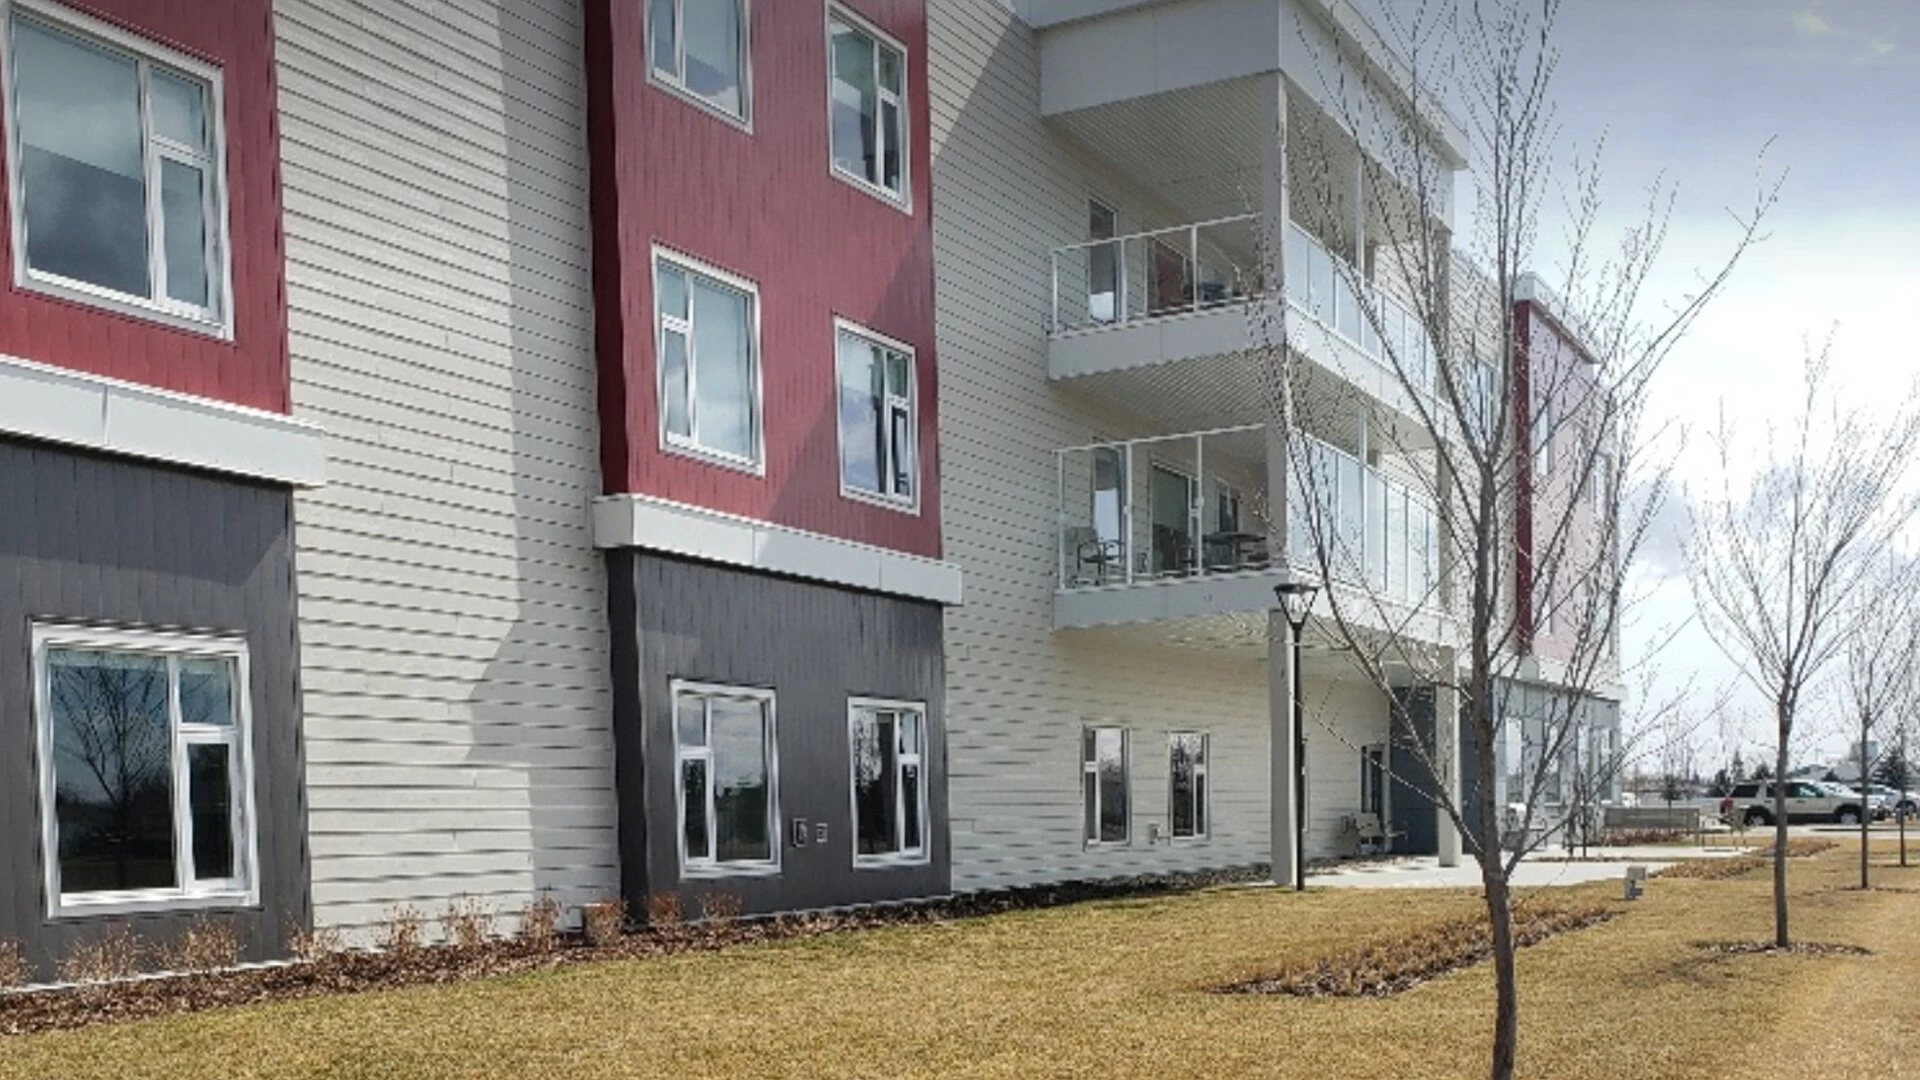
[0,352,326,487]
[592,492,963,606]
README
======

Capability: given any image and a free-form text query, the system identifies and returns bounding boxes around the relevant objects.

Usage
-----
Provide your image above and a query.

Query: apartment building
[926,0,1621,887]
[0,0,1620,983]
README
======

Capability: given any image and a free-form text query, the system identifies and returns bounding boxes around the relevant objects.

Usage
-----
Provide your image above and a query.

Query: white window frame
[1,0,234,338]
[652,246,765,474]
[1082,724,1130,847]
[672,679,780,878]
[824,3,910,211]
[34,623,258,918]
[847,696,930,868]
[645,0,752,129]
[833,317,919,513]
[1168,731,1209,841]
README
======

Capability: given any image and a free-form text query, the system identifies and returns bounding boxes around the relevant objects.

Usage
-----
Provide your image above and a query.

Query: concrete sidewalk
[1301,843,1752,889]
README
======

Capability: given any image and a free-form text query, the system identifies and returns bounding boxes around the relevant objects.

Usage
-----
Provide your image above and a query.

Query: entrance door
[1087,199,1120,324]
[1149,464,1194,576]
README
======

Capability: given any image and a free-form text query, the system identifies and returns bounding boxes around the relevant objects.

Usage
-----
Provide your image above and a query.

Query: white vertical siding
[277,0,615,935]
[930,2,1398,890]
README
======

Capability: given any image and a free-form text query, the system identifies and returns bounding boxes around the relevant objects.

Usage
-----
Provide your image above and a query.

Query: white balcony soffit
[593,493,964,606]
[1055,565,1454,646]
[1034,0,1468,170]
[1047,312,1440,441]
[0,352,327,487]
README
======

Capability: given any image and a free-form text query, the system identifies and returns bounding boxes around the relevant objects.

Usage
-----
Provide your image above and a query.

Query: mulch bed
[1216,901,1617,999]
[1,865,1268,1037]
[1694,940,1871,957]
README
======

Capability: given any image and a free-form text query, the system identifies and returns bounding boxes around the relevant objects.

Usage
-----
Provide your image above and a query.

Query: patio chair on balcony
[1065,526,1123,586]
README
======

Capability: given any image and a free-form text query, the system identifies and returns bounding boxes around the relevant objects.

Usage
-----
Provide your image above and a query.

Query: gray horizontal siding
[279,0,615,937]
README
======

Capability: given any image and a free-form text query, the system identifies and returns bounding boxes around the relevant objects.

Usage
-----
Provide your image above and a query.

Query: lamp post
[1275,579,1320,891]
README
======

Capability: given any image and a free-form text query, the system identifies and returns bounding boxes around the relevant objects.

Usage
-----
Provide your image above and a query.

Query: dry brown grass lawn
[3,844,1917,1080]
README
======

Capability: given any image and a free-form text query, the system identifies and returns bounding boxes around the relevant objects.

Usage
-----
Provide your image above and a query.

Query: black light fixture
[1274,579,1320,891]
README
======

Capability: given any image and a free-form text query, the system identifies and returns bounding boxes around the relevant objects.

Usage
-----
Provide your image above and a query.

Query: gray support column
[1259,73,1300,888]
[1435,668,1462,868]
[1270,610,1300,886]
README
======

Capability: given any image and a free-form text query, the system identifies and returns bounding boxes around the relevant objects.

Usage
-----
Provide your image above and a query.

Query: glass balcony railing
[1050,215,1262,334]
[1282,223,1435,392]
[1046,215,1438,393]
[1287,435,1441,609]
[1056,425,1440,609]
[1057,425,1273,589]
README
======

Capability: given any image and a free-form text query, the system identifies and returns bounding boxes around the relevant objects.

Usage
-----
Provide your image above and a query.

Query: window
[827,7,908,204]
[1533,391,1557,474]
[1169,732,1208,839]
[4,6,229,332]
[647,0,749,124]
[1083,726,1129,845]
[849,699,927,865]
[655,250,761,468]
[35,626,253,913]
[1361,744,1388,819]
[674,682,777,873]
[1500,719,1524,810]
[1087,199,1119,324]
[836,322,916,507]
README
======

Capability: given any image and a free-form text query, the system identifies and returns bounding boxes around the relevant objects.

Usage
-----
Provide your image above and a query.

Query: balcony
[1054,424,1443,634]
[1051,214,1262,336]
[1045,216,1444,430]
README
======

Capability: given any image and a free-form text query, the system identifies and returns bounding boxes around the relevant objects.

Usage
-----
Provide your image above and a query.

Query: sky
[1512,0,1920,766]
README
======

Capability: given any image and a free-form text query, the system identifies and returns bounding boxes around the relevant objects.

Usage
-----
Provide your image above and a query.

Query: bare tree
[1258,1,1775,1077]
[1689,344,1920,945]
[1881,722,1916,866]
[1843,556,1920,888]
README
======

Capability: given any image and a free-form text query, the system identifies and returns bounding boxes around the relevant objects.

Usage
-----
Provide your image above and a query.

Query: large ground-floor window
[36,625,255,914]
[849,699,927,865]
[674,681,778,875]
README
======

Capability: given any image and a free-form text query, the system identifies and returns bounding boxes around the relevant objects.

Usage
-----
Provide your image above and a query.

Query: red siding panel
[0,0,288,413]
[586,0,941,559]
[1515,300,1604,663]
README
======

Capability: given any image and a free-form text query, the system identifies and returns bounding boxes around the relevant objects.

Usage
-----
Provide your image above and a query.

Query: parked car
[1848,783,1915,819]
[1723,781,1872,826]
[1855,784,1916,818]
[1815,781,1889,821]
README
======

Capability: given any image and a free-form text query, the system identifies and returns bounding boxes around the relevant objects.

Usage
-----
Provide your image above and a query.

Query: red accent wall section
[1514,299,1603,662]
[0,0,288,413]
[585,0,940,559]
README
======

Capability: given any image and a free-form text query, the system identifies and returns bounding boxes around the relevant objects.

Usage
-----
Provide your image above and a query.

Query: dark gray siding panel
[608,551,949,916]
[0,439,307,980]
[1390,687,1439,855]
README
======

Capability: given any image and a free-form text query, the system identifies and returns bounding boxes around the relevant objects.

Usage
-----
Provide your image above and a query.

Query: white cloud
[1791,9,1836,37]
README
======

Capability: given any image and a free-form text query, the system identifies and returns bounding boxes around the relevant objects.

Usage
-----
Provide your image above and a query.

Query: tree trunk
[1484,869,1520,1080]
[1861,728,1871,891]
[1773,706,1791,948]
